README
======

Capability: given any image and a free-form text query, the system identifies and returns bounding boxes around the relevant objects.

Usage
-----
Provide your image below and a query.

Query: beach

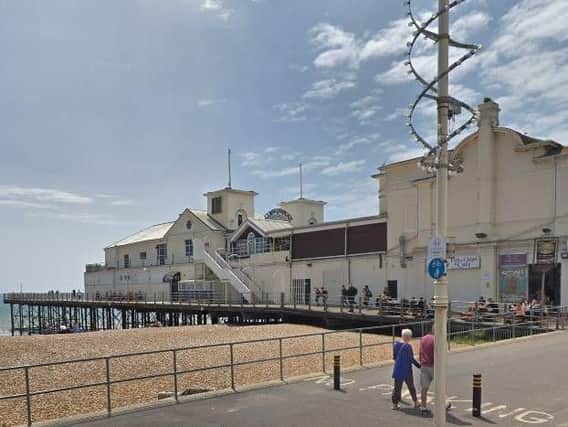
[0,323,403,426]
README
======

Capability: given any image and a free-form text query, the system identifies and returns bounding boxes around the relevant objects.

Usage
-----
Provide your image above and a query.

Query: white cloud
[478,0,568,140]
[110,199,135,207]
[200,0,223,11]
[197,98,227,107]
[200,0,233,21]
[26,211,140,225]
[335,133,380,155]
[0,185,93,205]
[321,160,366,176]
[350,96,382,124]
[387,146,426,163]
[308,18,409,70]
[251,158,330,179]
[264,146,280,153]
[0,200,57,210]
[303,78,356,99]
[274,102,308,122]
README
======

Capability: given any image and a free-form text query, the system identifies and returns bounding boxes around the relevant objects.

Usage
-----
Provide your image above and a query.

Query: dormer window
[211,196,222,214]
[238,214,244,226]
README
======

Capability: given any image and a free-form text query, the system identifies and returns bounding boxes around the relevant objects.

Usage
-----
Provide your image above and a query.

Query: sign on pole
[428,258,446,280]
[428,236,447,261]
[427,236,447,281]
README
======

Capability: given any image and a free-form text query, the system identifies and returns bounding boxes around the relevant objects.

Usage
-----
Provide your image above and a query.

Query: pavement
[74,332,568,427]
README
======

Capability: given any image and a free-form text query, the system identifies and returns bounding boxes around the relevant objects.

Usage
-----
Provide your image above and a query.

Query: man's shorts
[420,367,434,389]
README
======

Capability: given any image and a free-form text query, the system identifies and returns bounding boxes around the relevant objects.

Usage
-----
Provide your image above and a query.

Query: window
[237,214,244,226]
[211,196,222,214]
[308,217,317,225]
[185,239,193,258]
[156,244,167,265]
[123,254,130,268]
[139,252,147,260]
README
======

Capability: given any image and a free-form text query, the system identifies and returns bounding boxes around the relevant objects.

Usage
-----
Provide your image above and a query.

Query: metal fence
[0,317,561,426]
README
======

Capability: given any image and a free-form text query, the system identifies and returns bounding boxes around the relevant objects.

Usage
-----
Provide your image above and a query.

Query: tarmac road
[75,331,568,427]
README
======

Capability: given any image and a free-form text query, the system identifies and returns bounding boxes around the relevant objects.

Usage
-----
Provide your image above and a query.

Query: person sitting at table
[486,298,499,314]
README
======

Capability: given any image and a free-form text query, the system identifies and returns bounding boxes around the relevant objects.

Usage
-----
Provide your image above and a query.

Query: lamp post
[433,2,450,424]
[404,0,480,424]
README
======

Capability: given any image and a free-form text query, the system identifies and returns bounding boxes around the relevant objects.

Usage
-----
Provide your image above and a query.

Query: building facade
[85,98,567,305]
[377,99,568,305]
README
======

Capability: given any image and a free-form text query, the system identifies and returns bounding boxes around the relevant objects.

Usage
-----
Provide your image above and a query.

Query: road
[76,332,568,427]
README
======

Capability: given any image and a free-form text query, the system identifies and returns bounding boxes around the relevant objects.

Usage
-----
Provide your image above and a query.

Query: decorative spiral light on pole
[403,0,481,175]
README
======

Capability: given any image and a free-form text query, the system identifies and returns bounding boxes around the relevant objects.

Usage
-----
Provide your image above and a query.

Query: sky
[1,0,568,292]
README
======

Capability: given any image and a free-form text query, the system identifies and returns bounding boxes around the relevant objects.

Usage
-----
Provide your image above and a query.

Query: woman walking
[392,328,420,410]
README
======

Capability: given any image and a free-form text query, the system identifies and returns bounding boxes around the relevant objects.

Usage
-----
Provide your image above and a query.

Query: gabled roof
[230,217,292,242]
[106,222,174,248]
[188,209,225,231]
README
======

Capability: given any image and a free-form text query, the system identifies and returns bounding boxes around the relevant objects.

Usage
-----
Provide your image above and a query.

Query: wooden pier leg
[19,304,23,336]
[10,303,14,336]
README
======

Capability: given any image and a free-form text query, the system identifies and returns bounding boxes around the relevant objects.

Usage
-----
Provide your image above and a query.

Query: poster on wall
[499,253,528,302]
[499,267,527,302]
[534,238,558,264]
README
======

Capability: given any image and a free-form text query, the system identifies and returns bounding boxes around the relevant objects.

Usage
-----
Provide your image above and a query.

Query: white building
[85,187,388,303]
[85,98,568,305]
[376,98,568,305]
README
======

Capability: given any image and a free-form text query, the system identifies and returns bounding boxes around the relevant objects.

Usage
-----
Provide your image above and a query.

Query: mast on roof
[227,148,232,189]
[299,163,303,199]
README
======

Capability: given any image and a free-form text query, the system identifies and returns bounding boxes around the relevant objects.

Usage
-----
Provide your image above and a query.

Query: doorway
[529,264,561,305]
[387,280,398,299]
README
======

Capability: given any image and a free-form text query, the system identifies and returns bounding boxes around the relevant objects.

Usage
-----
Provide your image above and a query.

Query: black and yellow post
[472,373,482,417]
[333,355,341,390]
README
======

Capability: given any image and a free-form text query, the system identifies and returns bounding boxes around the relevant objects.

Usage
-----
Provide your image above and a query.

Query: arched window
[308,217,317,225]
[236,209,247,227]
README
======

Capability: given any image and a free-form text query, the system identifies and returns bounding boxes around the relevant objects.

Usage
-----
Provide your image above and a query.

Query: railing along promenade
[0,315,563,426]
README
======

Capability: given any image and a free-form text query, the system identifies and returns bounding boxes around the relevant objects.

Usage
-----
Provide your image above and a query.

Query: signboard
[427,237,447,261]
[447,255,481,270]
[499,267,527,303]
[500,253,527,266]
[428,258,446,280]
[535,238,558,264]
[499,252,527,302]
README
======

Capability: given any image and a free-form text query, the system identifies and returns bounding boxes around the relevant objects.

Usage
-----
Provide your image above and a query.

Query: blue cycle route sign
[428,258,446,280]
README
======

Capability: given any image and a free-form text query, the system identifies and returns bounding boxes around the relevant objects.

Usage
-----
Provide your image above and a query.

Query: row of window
[232,235,290,256]
[121,240,193,268]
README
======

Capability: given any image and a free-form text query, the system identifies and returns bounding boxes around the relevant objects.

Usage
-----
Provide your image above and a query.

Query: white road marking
[465,402,493,412]
[499,408,525,418]
[482,405,508,415]
[514,411,554,424]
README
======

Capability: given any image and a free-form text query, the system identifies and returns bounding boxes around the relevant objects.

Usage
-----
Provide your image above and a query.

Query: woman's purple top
[392,341,420,381]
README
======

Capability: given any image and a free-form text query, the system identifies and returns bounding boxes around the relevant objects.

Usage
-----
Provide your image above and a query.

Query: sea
[0,294,12,336]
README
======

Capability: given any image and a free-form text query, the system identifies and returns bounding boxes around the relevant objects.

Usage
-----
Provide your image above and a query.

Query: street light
[404,0,480,425]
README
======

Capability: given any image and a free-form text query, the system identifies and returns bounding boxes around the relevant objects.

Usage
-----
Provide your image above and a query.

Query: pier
[2,293,430,336]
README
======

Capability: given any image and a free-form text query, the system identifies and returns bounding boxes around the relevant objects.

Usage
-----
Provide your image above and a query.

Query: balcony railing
[85,255,196,272]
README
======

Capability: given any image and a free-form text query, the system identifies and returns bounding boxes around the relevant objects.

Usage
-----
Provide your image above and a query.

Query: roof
[189,209,225,231]
[230,217,292,241]
[280,197,327,206]
[203,187,258,196]
[249,217,293,233]
[107,222,174,248]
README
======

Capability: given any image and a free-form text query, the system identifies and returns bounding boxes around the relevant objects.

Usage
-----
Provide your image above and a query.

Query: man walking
[392,329,420,410]
[419,329,435,414]
[419,328,451,414]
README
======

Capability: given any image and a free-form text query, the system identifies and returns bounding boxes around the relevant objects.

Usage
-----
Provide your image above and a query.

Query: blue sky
[1,0,567,292]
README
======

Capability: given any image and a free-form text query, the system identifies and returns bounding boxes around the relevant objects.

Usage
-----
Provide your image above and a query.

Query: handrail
[0,317,560,427]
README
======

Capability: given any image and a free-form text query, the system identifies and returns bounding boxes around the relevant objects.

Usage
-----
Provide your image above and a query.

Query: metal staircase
[193,240,252,302]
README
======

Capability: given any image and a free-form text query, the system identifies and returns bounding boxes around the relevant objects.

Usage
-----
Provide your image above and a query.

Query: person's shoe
[420,407,430,415]
[414,401,420,409]
[392,403,400,410]
[446,402,452,410]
